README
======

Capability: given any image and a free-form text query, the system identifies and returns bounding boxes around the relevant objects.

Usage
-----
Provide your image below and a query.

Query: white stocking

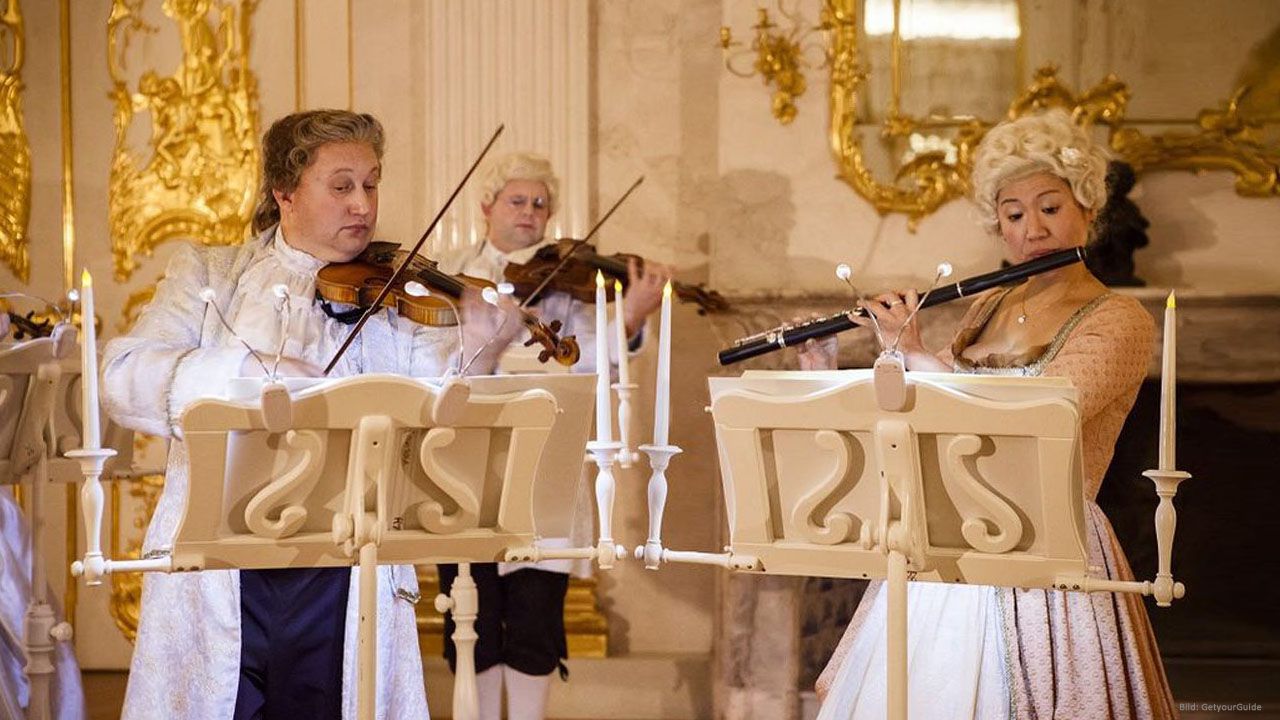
[476,664,504,720]
[502,667,553,720]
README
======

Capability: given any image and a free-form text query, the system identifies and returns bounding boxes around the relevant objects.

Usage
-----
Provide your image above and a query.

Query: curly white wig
[475,152,560,216]
[971,109,1109,237]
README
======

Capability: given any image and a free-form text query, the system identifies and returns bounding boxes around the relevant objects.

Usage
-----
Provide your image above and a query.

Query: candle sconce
[719,4,835,125]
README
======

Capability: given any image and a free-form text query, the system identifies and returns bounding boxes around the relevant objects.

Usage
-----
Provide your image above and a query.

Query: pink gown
[817,290,1179,720]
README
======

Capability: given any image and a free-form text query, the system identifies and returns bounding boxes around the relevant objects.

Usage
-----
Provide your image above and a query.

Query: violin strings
[518,175,645,309]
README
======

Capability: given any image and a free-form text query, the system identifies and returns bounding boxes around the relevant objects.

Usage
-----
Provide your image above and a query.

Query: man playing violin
[101,110,520,720]
[434,152,671,720]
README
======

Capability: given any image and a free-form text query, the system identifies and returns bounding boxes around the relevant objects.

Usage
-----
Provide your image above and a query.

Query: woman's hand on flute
[850,289,923,353]
[794,314,839,370]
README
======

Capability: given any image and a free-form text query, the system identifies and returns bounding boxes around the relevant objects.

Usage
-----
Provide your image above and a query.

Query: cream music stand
[2,329,138,720]
[643,364,1188,720]
[70,372,601,720]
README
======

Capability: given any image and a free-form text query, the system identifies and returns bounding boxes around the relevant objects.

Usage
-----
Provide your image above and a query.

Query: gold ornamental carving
[724,0,1279,223]
[720,5,832,125]
[107,0,261,282]
[0,0,31,282]
[826,0,982,228]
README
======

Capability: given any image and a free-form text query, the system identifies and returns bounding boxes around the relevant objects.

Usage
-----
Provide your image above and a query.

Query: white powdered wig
[971,108,1109,237]
[475,152,561,216]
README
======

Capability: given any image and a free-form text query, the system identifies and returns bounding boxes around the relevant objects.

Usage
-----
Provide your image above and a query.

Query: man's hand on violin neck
[624,257,672,337]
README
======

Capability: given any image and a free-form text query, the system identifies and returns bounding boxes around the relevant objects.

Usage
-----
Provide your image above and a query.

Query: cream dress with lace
[816,289,1179,720]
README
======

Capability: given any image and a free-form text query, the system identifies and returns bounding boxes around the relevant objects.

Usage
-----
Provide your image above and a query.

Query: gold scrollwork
[826,0,981,228]
[1005,67,1278,197]
[731,0,1278,224]
[1110,86,1279,197]
[721,5,831,125]
[107,0,260,282]
[0,0,31,282]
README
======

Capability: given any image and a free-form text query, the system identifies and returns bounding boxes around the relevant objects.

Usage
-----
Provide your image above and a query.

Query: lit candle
[652,281,672,446]
[1158,290,1176,470]
[613,279,630,386]
[594,271,612,443]
[80,269,101,450]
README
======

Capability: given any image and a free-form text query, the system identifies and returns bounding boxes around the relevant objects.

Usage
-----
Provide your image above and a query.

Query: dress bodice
[952,289,1114,377]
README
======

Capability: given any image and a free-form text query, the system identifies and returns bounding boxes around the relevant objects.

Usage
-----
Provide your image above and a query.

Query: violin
[503,239,729,315]
[317,241,581,366]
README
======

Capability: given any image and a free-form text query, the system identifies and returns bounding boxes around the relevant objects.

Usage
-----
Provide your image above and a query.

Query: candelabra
[719,3,836,124]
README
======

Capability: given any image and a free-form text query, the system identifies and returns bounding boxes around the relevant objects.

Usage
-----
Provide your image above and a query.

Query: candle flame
[663,281,672,298]
[614,279,623,293]
[1166,290,1176,309]
[81,268,92,288]
[595,270,605,288]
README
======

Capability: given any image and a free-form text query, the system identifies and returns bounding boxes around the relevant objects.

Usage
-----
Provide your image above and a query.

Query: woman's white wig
[971,109,1109,237]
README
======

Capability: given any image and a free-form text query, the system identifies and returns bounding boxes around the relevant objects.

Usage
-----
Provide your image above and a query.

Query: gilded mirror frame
[820,0,1279,228]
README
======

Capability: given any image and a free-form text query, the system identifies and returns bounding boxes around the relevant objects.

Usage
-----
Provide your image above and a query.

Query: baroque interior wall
[3,1,1277,712]
[715,0,1280,298]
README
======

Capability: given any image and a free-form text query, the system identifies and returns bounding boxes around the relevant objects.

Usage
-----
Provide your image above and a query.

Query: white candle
[1158,290,1176,470]
[594,271,612,443]
[613,279,631,386]
[652,281,673,446]
[80,269,101,450]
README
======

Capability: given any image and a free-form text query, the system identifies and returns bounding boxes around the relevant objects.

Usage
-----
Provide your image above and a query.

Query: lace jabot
[269,226,329,277]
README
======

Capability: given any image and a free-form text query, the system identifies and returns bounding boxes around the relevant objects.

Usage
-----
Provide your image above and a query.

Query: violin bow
[518,175,645,309]
[323,124,505,375]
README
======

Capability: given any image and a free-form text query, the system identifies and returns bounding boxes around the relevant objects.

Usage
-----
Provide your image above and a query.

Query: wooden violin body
[502,239,729,314]
[317,242,581,366]
[317,242,476,326]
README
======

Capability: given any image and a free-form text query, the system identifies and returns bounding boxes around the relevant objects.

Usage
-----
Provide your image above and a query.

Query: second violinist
[437,153,672,368]
[433,152,671,719]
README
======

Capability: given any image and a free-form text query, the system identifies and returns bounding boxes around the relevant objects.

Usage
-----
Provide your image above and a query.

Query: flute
[718,247,1085,366]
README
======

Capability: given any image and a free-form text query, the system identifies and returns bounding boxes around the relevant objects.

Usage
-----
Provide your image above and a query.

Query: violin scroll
[523,317,581,366]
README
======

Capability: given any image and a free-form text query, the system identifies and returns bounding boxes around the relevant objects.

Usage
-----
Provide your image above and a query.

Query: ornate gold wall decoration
[0,0,31,282]
[720,5,831,125]
[1109,86,1279,197]
[825,0,982,228]
[107,0,260,282]
[726,1,1279,224]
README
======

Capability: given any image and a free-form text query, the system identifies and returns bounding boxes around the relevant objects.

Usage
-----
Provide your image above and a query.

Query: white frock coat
[102,228,456,720]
